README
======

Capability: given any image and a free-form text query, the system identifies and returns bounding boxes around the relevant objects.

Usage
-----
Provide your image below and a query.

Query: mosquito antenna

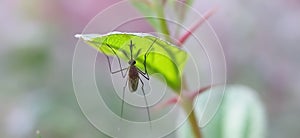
[134,49,142,59]
[120,49,130,60]
[129,40,135,60]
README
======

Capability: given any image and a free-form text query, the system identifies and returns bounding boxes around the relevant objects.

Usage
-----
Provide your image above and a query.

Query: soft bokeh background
[0,0,299,138]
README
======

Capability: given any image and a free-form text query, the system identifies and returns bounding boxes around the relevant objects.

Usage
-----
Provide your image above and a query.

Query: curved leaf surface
[75,32,188,93]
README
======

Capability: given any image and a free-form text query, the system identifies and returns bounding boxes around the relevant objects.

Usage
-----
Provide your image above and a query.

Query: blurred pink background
[0,0,300,138]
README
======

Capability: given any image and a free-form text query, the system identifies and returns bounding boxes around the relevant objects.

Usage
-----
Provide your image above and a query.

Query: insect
[104,39,157,127]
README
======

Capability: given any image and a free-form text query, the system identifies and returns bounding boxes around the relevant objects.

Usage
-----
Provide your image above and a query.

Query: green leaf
[177,85,267,138]
[75,32,188,93]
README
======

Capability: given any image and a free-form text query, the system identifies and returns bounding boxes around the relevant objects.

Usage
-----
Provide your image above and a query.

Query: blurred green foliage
[1,0,300,138]
[178,85,266,138]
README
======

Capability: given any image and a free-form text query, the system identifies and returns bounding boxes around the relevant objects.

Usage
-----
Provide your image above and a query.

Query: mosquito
[104,39,157,127]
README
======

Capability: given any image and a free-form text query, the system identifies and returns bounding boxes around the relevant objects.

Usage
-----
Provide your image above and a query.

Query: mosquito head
[128,59,136,66]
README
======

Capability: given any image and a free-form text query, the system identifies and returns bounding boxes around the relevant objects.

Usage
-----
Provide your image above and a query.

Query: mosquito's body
[128,60,139,92]
[105,39,157,128]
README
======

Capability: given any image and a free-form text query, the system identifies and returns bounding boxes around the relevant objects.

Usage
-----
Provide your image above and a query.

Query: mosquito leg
[105,44,127,78]
[137,68,149,80]
[106,56,129,78]
[142,39,158,79]
[121,78,128,121]
[139,77,152,128]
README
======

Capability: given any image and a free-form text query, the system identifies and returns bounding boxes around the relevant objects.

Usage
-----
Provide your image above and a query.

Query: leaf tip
[74,34,82,38]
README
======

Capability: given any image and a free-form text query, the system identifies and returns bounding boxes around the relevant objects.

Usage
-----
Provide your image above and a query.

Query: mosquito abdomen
[128,66,139,92]
[128,77,139,92]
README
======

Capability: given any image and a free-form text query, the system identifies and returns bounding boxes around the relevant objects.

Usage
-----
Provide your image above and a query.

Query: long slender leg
[141,39,158,79]
[92,41,130,77]
[139,77,152,128]
[121,78,128,120]
[137,68,149,80]
[105,44,127,77]
[106,56,128,78]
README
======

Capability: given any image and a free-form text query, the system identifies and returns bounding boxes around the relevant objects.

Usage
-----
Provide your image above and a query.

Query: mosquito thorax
[128,60,136,66]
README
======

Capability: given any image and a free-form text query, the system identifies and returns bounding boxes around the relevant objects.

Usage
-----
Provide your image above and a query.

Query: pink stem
[155,84,222,109]
[177,7,218,46]
[188,84,217,99]
[153,96,180,110]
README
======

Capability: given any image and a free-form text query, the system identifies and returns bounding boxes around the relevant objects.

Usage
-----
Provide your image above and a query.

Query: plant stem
[181,76,189,91]
[154,1,172,42]
[181,96,203,138]
[188,109,203,138]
